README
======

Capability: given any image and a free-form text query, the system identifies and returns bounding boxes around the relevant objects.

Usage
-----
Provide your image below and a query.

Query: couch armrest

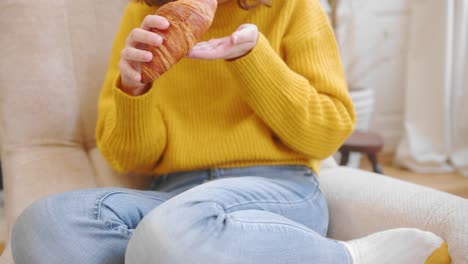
[320,157,338,170]
[319,167,468,264]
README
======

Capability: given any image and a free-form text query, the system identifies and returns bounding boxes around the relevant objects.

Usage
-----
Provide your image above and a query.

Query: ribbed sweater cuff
[103,75,166,172]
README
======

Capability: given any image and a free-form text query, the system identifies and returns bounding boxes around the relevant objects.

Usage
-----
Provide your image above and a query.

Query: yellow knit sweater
[96,0,355,176]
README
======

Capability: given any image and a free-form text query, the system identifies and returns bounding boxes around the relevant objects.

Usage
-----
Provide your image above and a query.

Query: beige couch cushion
[319,167,467,263]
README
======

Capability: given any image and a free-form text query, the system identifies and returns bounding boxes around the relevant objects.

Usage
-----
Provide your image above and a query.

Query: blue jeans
[11,165,352,263]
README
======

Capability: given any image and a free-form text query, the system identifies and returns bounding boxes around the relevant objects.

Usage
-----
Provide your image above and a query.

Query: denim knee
[126,198,226,264]
[12,188,171,264]
[11,194,62,263]
[11,189,128,264]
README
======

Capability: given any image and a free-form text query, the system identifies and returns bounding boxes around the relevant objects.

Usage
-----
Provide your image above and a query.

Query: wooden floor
[0,154,466,255]
[360,153,468,198]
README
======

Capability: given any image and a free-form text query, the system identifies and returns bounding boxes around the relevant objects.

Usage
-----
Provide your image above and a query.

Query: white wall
[335,0,411,152]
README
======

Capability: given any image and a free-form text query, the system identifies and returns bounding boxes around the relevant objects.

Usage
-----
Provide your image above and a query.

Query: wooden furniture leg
[340,150,350,166]
[367,153,383,174]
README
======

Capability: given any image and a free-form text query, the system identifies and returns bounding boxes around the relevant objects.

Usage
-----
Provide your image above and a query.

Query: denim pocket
[90,189,172,238]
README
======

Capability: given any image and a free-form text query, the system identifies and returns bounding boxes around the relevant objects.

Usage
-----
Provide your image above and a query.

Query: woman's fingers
[186,24,259,60]
[121,47,153,62]
[141,15,170,31]
[205,37,231,49]
[224,42,255,60]
[117,15,169,95]
[187,39,252,60]
[186,37,230,59]
[119,59,141,83]
[126,28,163,47]
[231,24,258,45]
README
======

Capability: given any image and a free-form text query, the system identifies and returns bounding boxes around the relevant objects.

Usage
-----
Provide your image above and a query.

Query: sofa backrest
[1,0,129,148]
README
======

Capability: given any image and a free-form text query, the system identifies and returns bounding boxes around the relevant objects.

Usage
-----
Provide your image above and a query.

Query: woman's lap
[126,175,347,264]
[11,166,344,264]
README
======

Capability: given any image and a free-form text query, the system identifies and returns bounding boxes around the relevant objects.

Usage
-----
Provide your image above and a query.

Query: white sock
[341,228,444,264]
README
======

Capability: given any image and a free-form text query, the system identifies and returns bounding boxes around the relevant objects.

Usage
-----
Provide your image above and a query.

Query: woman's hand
[186,24,259,61]
[118,15,169,96]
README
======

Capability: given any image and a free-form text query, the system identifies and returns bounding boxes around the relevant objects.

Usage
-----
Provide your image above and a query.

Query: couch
[0,0,467,263]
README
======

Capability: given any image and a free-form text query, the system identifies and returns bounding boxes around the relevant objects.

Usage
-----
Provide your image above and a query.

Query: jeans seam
[224,189,321,212]
[91,191,167,221]
[104,219,134,238]
[90,191,168,238]
[227,217,321,236]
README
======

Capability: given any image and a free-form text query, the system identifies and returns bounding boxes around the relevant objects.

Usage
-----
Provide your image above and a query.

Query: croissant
[141,0,217,83]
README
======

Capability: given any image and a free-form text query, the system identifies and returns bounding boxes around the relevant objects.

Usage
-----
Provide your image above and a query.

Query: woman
[11,0,446,263]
